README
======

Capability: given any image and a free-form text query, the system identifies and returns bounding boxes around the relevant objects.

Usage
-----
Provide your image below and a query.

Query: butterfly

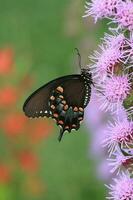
[23,49,93,141]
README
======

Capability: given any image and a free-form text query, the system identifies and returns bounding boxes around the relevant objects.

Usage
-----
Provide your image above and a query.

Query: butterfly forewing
[23,75,82,118]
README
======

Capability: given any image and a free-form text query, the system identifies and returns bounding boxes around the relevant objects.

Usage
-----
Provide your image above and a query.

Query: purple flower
[102,33,130,62]
[108,150,133,174]
[83,0,133,198]
[89,45,125,81]
[83,0,121,22]
[107,172,133,200]
[113,1,133,31]
[102,33,126,49]
[97,75,131,112]
[103,120,133,155]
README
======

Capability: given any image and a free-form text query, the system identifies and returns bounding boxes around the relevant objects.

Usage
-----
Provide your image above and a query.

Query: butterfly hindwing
[49,76,88,140]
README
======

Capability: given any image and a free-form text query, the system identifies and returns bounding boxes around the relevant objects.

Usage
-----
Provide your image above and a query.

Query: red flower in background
[2,113,27,136]
[0,46,53,197]
[0,86,18,108]
[19,151,39,172]
[0,164,11,183]
[0,48,14,75]
[29,120,53,143]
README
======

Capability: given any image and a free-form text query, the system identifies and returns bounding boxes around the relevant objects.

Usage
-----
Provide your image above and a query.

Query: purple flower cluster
[84,0,133,31]
[84,0,121,23]
[84,0,133,199]
[107,172,133,200]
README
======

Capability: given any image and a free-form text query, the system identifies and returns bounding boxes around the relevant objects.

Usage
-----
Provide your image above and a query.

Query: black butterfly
[23,49,93,141]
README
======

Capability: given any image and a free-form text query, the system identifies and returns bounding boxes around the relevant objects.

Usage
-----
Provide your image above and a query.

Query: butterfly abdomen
[81,72,92,107]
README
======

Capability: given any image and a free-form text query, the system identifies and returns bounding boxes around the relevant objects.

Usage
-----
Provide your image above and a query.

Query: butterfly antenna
[58,128,64,142]
[75,48,82,69]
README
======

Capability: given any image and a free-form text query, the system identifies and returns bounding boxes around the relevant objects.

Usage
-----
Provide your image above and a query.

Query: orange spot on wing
[56,86,64,93]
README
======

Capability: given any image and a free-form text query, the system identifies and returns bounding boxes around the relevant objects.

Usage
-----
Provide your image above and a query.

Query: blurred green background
[0,0,107,199]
